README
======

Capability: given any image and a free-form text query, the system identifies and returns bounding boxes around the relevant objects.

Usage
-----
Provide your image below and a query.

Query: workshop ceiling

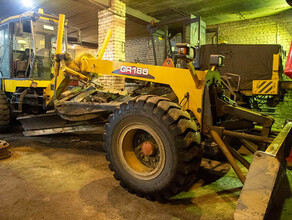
[0,0,291,43]
[123,0,291,25]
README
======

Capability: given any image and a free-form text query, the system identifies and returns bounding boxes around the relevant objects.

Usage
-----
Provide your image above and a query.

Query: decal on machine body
[112,66,155,79]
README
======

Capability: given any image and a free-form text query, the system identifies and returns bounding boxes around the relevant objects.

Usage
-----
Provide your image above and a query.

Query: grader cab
[0,9,71,130]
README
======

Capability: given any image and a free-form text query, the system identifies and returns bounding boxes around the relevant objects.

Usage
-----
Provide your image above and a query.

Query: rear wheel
[0,91,9,132]
[104,95,202,201]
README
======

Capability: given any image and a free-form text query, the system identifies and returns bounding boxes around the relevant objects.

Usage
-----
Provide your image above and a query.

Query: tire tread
[104,95,202,201]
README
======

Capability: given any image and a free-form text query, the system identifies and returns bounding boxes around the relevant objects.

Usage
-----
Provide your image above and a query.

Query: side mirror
[210,55,225,67]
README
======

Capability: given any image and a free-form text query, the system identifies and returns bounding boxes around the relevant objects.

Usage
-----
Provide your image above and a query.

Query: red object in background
[284,40,292,79]
[162,58,175,68]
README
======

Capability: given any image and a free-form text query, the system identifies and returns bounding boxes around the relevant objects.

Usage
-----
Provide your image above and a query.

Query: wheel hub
[118,123,166,180]
[141,141,154,156]
[134,131,160,169]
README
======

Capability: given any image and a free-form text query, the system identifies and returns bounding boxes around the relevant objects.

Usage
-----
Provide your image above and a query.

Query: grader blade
[234,122,292,219]
[17,101,119,136]
[17,113,105,137]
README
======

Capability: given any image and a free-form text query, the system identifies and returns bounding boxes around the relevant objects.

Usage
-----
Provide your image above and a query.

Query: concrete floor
[0,130,291,220]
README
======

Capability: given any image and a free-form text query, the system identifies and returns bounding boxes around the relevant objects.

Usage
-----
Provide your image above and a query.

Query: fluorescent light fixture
[17,40,27,44]
[22,0,33,8]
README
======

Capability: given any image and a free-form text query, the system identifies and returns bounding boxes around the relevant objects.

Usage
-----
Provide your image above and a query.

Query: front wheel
[104,95,202,201]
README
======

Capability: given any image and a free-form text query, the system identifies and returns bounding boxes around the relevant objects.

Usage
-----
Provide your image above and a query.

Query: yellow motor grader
[1,13,291,219]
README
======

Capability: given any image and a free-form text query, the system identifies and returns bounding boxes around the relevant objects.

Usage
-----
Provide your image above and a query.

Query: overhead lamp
[22,0,33,8]
[17,40,27,44]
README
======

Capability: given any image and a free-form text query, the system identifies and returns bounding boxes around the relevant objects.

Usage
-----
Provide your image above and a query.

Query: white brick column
[97,0,126,90]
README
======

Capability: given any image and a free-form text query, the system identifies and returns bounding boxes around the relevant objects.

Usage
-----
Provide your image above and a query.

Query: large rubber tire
[0,91,10,131]
[104,95,202,201]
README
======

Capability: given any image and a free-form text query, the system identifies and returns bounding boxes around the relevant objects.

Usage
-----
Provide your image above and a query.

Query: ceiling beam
[126,6,159,23]
[89,0,160,23]
[89,0,110,7]
[87,0,163,36]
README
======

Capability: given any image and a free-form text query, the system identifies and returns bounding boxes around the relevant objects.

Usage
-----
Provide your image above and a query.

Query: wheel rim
[117,122,166,180]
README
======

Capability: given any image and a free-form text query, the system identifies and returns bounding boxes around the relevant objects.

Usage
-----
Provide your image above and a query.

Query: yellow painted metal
[187,62,203,89]
[252,80,278,95]
[38,8,44,14]
[44,14,69,106]
[3,79,51,93]
[97,29,113,60]
[56,14,66,56]
[80,58,207,123]
[281,81,292,89]
[241,90,253,96]
[272,53,280,80]
[251,52,280,95]
[43,74,70,106]
[62,66,90,82]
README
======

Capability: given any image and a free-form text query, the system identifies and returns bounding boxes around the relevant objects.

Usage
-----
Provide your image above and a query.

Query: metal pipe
[54,14,66,98]
[168,38,173,56]
[97,29,112,60]
[239,139,257,154]
[252,127,279,135]
[223,130,273,144]
[211,130,246,184]
[29,20,36,78]
[62,66,90,82]
[151,33,157,65]
[56,14,66,55]
[225,142,250,169]
[164,25,168,60]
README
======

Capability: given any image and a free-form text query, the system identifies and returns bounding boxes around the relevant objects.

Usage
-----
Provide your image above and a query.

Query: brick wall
[125,36,165,65]
[97,0,126,90]
[206,10,292,58]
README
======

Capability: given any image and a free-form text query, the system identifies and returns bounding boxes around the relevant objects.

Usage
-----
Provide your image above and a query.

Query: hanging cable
[179,92,189,108]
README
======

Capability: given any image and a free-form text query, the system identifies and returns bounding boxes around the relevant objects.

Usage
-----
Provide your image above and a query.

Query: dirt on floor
[0,129,291,220]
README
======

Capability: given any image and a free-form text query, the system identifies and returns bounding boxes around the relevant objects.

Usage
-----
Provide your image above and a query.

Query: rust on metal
[265,122,292,159]
[0,140,11,159]
[239,139,257,154]
[234,122,292,220]
[223,130,273,144]
[226,142,250,169]
[141,141,154,156]
[210,130,246,184]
